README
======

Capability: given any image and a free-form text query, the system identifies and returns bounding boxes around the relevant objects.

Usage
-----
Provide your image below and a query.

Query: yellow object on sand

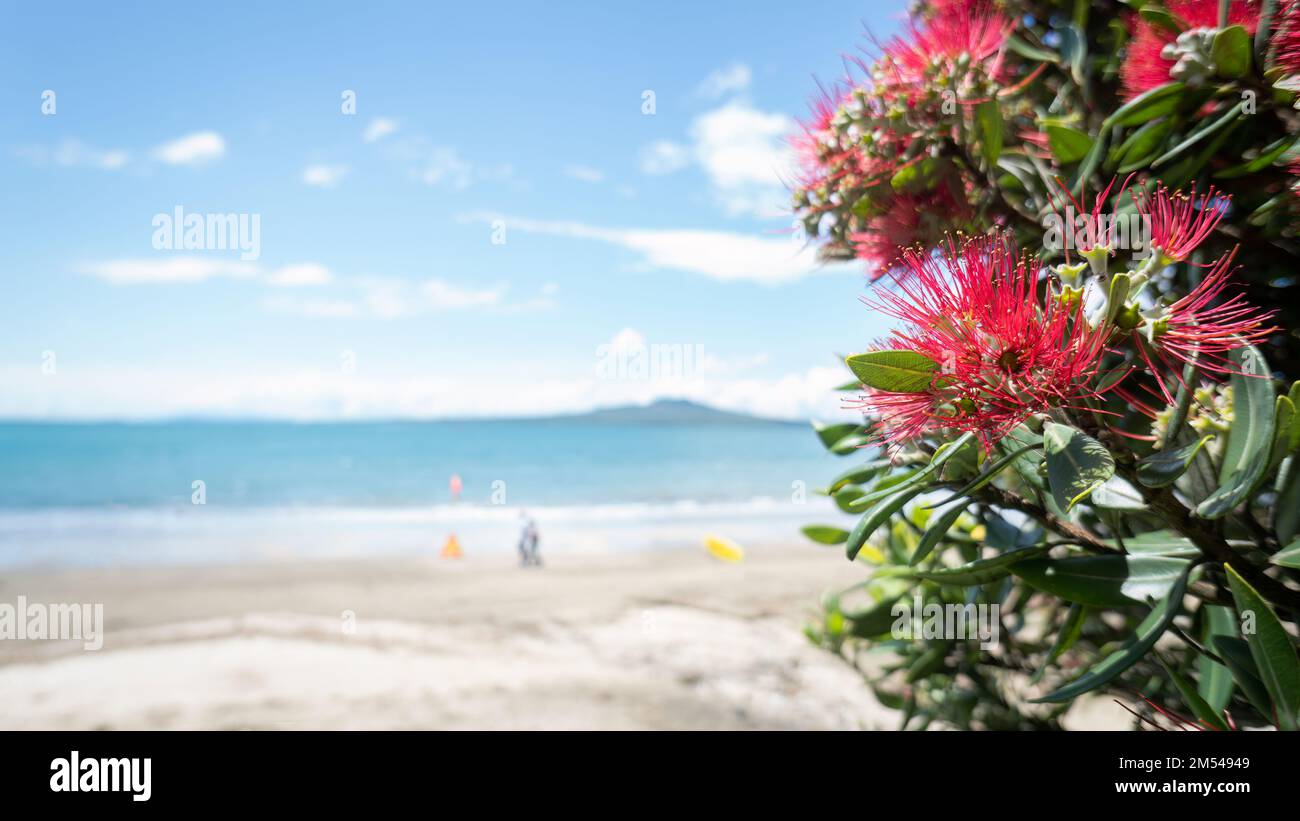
[704,534,744,563]
[441,533,462,559]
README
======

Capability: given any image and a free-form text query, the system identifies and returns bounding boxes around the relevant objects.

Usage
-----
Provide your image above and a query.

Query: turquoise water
[0,421,839,567]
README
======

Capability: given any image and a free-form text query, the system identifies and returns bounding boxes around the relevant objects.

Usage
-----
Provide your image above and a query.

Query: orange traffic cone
[441,532,462,559]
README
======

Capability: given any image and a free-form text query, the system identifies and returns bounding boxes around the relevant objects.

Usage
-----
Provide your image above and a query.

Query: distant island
[544,398,797,426]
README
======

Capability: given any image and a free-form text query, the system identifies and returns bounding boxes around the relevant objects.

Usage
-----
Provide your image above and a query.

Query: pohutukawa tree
[797,0,1300,730]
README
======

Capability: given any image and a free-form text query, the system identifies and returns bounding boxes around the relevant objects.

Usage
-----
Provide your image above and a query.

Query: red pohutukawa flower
[1120,0,1261,100]
[877,3,1013,92]
[1134,184,1228,263]
[852,234,1117,450]
[1137,248,1278,392]
[1275,0,1300,75]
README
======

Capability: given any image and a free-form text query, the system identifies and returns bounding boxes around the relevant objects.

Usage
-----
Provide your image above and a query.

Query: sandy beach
[0,546,902,730]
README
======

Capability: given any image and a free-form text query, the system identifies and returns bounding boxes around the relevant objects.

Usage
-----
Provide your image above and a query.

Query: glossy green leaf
[909,544,1049,586]
[1104,82,1187,128]
[1137,434,1214,487]
[926,441,1039,508]
[1159,655,1229,730]
[1225,564,1300,730]
[802,525,849,545]
[976,99,1003,165]
[1211,24,1251,78]
[1269,395,1295,474]
[1044,422,1115,511]
[1012,555,1191,607]
[846,486,924,561]
[1198,605,1236,713]
[1270,539,1300,569]
[1106,530,1198,558]
[849,434,975,508]
[1033,563,1192,703]
[1212,635,1275,718]
[827,459,891,493]
[1046,124,1094,164]
[910,498,969,566]
[1196,347,1276,519]
[812,421,860,450]
[1111,118,1174,171]
[845,350,938,393]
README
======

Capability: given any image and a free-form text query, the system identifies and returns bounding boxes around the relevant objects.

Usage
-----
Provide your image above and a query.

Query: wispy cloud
[151,131,226,166]
[563,164,605,184]
[14,139,128,170]
[460,213,850,285]
[362,117,399,143]
[695,63,752,98]
[264,276,547,319]
[302,164,349,187]
[638,140,689,175]
[266,263,333,287]
[79,257,258,285]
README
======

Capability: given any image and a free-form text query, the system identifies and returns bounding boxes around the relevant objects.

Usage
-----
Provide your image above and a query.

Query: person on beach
[518,512,541,568]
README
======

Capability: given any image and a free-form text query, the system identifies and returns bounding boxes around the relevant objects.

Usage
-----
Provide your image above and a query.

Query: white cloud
[302,164,349,187]
[265,276,519,319]
[422,279,507,310]
[696,63,751,98]
[266,263,333,287]
[15,139,128,170]
[0,362,852,422]
[79,257,258,285]
[151,131,226,166]
[362,117,399,143]
[638,140,689,175]
[414,147,474,189]
[564,164,605,183]
[689,102,794,218]
[460,213,850,285]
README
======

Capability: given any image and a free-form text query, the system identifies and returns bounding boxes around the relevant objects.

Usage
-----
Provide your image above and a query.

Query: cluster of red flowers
[1120,1,1262,100]
[792,2,1012,276]
[853,185,1275,450]
[854,234,1115,451]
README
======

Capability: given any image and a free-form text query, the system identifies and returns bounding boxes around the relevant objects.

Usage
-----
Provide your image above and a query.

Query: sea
[0,420,842,568]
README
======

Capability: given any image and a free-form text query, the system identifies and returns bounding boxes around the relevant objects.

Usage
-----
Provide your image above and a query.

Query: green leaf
[1211,635,1275,718]
[1198,605,1236,713]
[1033,563,1192,703]
[845,486,924,561]
[1270,539,1300,568]
[1139,6,1186,34]
[1011,555,1191,607]
[1158,655,1229,730]
[910,498,969,566]
[1002,424,1046,489]
[827,459,891,493]
[1090,475,1145,510]
[1210,24,1251,79]
[1153,102,1245,168]
[1106,530,1198,558]
[1046,124,1094,164]
[802,525,849,545]
[1110,118,1174,171]
[1137,434,1214,487]
[1104,82,1187,128]
[976,99,1003,165]
[925,441,1039,508]
[812,421,860,450]
[845,350,938,393]
[1032,603,1087,683]
[1275,465,1300,542]
[849,434,975,508]
[909,544,1049,586]
[1225,564,1300,730]
[1215,135,1298,179]
[1196,347,1276,519]
[1005,34,1060,63]
[1269,395,1295,474]
[1044,422,1115,511]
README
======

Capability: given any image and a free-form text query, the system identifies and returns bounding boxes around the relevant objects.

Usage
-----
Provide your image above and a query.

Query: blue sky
[0,0,907,420]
